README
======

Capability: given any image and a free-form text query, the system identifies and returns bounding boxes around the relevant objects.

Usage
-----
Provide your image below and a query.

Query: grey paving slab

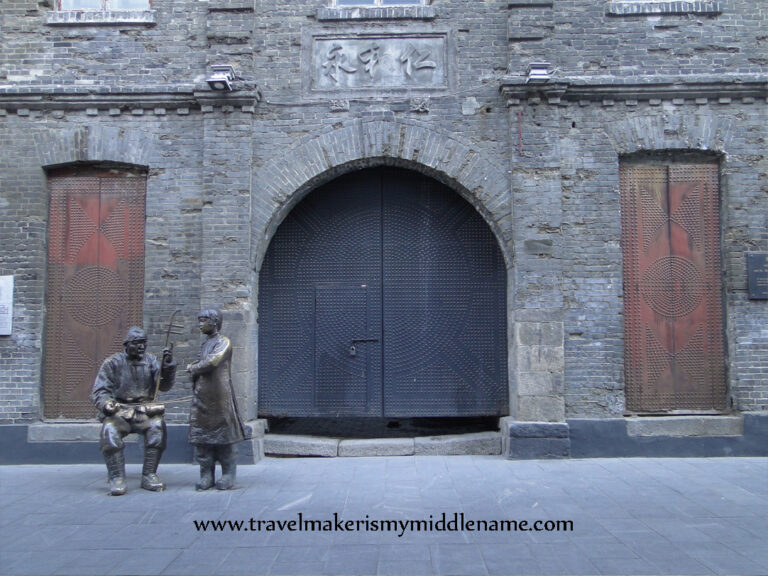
[377,544,434,575]
[535,556,600,576]
[216,547,280,576]
[160,547,233,576]
[697,554,768,576]
[571,537,639,559]
[1,457,767,576]
[478,541,538,574]
[3,549,84,576]
[590,557,659,576]
[54,550,133,576]
[644,554,716,576]
[485,558,542,576]
[108,549,181,576]
[321,544,380,575]
[429,543,488,576]
[268,546,330,575]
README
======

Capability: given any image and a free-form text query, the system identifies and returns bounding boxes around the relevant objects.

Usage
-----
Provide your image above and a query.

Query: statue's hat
[123,326,147,344]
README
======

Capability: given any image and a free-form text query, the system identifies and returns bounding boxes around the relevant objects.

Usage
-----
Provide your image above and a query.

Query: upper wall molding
[606,1,722,17]
[500,74,768,106]
[45,10,157,26]
[316,5,436,21]
[0,86,262,113]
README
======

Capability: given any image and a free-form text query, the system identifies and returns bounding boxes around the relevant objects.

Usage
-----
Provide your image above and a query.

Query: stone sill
[625,415,743,437]
[28,419,267,442]
[45,10,156,26]
[606,1,722,16]
[265,432,501,457]
[29,422,120,442]
[316,5,436,21]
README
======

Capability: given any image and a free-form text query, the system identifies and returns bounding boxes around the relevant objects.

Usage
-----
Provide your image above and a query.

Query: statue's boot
[196,446,215,491]
[216,445,237,490]
[141,447,165,491]
[105,451,127,496]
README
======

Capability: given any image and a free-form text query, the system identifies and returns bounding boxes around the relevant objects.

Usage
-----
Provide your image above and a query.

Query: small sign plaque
[0,276,13,335]
[747,253,768,300]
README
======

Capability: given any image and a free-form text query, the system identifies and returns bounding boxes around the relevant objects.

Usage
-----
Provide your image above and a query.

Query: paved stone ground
[1,456,767,576]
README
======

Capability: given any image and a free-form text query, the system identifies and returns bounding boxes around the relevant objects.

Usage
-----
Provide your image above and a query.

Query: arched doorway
[258,167,507,419]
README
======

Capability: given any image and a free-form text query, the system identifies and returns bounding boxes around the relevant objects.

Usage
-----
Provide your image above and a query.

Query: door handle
[349,338,379,357]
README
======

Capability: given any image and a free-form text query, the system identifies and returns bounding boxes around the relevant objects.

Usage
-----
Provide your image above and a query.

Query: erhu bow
[152,309,185,403]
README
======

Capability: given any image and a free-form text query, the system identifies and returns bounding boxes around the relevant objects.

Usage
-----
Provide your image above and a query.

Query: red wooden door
[44,168,146,418]
[620,163,725,412]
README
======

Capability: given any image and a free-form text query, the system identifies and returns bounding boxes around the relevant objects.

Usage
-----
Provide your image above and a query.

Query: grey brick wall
[0,112,206,424]
[0,0,766,427]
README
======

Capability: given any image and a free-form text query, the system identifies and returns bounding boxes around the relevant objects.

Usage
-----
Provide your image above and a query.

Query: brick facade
[1,0,766,457]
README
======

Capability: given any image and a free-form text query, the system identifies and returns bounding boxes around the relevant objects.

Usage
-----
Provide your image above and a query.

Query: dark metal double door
[259,168,507,418]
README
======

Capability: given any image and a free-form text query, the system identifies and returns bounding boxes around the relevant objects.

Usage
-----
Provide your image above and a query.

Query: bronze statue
[187,309,246,490]
[91,327,176,495]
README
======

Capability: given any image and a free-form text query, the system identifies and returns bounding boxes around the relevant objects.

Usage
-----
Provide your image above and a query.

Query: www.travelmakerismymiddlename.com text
[193,512,574,538]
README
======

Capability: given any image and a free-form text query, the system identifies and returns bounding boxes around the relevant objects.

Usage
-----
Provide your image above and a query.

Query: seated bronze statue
[91,327,176,495]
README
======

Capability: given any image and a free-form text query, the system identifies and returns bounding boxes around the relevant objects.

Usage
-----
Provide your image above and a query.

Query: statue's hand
[186,362,198,376]
[103,399,119,415]
[162,345,174,366]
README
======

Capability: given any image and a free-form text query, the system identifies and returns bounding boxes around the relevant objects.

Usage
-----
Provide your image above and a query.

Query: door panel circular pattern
[640,256,704,318]
[64,266,127,326]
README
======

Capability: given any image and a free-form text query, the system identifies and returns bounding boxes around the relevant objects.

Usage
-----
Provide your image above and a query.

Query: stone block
[242,418,268,457]
[27,423,102,442]
[244,418,268,437]
[524,239,553,255]
[504,437,570,459]
[626,416,743,437]
[500,418,569,438]
[501,418,570,459]
[264,434,339,457]
[237,436,265,464]
[516,345,564,372]
[516,396,565,422]
[516,322,564,347]
[414,432,501,455]
[338,438,414,457]
[517,371,562,396]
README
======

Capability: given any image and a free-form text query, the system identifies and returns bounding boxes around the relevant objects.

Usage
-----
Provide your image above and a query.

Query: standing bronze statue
[187,309,246,490]
[91,327,176,496]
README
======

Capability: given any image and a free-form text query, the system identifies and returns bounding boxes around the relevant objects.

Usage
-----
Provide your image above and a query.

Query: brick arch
[603,114,734,156]
[34,126,154,169]
[251,118,513,271]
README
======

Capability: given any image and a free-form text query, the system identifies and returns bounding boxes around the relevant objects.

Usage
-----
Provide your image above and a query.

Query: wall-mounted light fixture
[207,65,236,91]
[526,62,551,84]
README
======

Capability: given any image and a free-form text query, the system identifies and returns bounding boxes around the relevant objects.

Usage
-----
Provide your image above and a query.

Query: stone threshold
[264,431,502,457]
[625,415,743,437]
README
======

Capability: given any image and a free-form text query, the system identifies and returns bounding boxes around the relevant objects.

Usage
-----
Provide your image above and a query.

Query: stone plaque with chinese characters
[747,252,768,299]
[0,276,13,336]
[310,34,447,92]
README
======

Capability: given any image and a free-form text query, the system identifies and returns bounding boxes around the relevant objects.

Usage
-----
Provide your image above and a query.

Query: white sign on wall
[310,34,448,92]
[0,276,13,336]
